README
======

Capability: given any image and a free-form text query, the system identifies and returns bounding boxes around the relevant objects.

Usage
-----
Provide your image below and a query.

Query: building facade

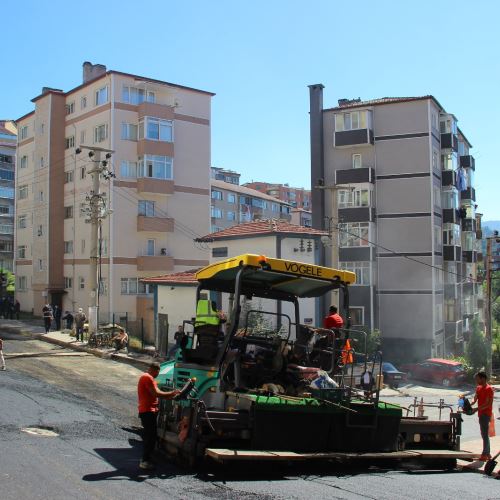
[210,179,291,232]
[0,121,16,273]
[309,86,482,361]
[15,62,213,337]
[244,181,311,210]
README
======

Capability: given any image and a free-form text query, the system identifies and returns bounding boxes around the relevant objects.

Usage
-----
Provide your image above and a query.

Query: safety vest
[194,299,220,327]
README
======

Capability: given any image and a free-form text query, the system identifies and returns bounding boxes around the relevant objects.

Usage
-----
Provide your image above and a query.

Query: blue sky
[3,0,499,220]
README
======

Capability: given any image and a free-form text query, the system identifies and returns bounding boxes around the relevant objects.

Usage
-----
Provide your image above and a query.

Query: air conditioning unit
[160,248,167,255]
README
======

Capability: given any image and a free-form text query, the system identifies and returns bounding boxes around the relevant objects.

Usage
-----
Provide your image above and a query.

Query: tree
[466,318,491,373]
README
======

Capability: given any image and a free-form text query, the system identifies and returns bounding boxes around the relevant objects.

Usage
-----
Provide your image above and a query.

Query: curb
[1,324,152,370]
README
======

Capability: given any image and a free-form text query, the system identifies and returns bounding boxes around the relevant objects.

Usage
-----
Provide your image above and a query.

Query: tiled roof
[324,95,443,112]
[211,180,292,205]
[141,269,200,285]
[197,219,326,241]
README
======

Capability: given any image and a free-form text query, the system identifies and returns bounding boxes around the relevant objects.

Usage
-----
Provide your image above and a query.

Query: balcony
[461,218,476,232]
[136,177,174,195]
[338,207,375,223]
[445,320,463,343]
[460,155,475,170]
[441,170,456,187]
[137,216,174,232]
[462,250,477,263]
[137,101,175,121]
[441,133,458,151]
[442,208,459,225]
[445,283,461,299]
[0,224,14,234]
[462,281,478,295]
[137,139,174,157]
[335,129,374,147]
[136,255,174,272]
[443,245,462,261]
[460,187,475,201]
[335,167,375,185]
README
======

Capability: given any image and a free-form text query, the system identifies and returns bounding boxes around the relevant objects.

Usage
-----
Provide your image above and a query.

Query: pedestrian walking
[471,371,494,461]
[168,325,184,359]
[0,337,5,371]
[137,362,179,470]
[14,300,20,320]
[62,310,74,330]
[42,304,53,334]
[74,308,87,342]
[53,305,62,331]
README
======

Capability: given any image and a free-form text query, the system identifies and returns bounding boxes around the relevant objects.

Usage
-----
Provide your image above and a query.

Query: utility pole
[77,146,114,336]
[485,230,500,341]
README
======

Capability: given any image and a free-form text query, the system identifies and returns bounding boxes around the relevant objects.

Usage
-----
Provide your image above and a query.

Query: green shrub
[465,318,491,374]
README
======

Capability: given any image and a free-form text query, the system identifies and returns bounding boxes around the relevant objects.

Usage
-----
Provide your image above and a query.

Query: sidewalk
[0,319,156,370]
[459,435,500,476]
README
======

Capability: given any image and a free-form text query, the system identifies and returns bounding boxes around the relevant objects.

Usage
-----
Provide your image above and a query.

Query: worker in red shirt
[471,370,494,461]
[137,362,180,470]
[323,305,344,330]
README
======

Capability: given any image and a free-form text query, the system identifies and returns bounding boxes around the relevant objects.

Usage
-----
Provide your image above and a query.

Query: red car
[401,358,466,387]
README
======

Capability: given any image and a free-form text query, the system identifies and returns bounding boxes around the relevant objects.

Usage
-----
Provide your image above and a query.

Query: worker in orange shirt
[323,305,344,330]
[137,363,180,470]
[471,370,494,461]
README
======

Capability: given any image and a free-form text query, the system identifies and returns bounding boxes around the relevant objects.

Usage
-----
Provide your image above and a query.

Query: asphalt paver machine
[156,254,473,466]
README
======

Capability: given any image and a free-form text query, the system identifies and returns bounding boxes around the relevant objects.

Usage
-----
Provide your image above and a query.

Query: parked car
[401,358,466,387]
[381,362,406,389]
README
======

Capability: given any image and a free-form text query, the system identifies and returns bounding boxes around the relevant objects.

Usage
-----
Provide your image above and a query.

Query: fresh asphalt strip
[5,351,92,359]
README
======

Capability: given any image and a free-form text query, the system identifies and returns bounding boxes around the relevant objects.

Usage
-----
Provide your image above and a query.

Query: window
[443,223,460,245]
[211,190,223,201]
[349,307,364,326]
[64,171,74,183]
[0,154,12,164]
[227,193,236,204]
[80,130,86,145]
[18,215,27,229]
[94,124,108,143]
[352,154,362,169]
[0,187,14,199]
[122,86,155,105]
[338,222,369,247]
[17,245,26,259]
[64,206,74,219]
[441,188,459,210]
[227,211,236,221]
[37,225,43,237]
[271,203,279,212]
[0,170,15,181]
[64,277,73,289]
[37,259,44,271]
[37,191,44,202]
[0,241,12,252]
[18,185,28,200]
[79,276,85,289]
[80,167,86,180]
[64,240,73,254]
[463,231,475,251]
[340,262,370,285]
[120,160,138,178]
[121,123,138,141]
[146,239,155,256]
[138,200,155,217]
[20,126,28,140]
[211,206,222,218]
[334,110,368,132]
[39,156,44,168]
[65,136,75,149]
[432,150,439,171]
[0,224,13,234]
[81,239,86,253]
[95,86,108,106]
[20,155,28,169]
[440,116,457,135]
[17,276,27,291]
[441,152,458,171]
[212,247,228,258]
[65,102,75,115]
[0,205,10,214]
[81,96,87,109]
[338,188,370,208]
[431,112,439,131]
[138,155,173,180]
[139,117,173,142]
[121,277,152,295]
[252,198,265,208]
[433,184,441,209]
[433,225,442,247]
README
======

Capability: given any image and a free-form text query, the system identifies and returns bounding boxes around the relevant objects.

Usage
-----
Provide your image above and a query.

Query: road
[1,328,499,500]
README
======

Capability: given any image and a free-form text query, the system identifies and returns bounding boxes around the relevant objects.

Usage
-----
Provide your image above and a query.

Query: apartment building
[211,179,291,232]
[244,181,311,210]
[15,62,213,335]
[211,167,240,185]
[0,120,16,272]
[291,208,312,227]
[309,86,482,361]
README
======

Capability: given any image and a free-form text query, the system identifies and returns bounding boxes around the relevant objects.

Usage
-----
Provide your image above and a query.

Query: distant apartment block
[309,86,483,361]
[15,62,213,337]
[210,180,291,232]
[211,166,240,185]
[0,120,16,272]
[290,208,312,227]
[244,181,311,210]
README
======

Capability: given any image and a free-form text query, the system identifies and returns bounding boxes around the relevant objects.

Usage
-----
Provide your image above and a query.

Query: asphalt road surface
[1,329,498,500]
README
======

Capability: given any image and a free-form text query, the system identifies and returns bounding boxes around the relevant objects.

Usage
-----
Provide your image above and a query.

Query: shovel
[484,450,500,476]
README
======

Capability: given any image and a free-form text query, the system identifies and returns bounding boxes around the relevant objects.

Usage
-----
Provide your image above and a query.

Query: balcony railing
[0,224,14,234]
[460,155,475,170]
[335,167,375,184]
[441,133,458,151]
[334,129,374,147]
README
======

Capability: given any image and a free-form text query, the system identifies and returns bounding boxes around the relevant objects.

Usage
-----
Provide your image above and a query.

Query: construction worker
[471,371,494,461]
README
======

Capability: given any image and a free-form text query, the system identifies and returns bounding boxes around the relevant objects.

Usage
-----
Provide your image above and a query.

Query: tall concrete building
[15,62,213,337]
[0,120,16,273]
[309,86,482,361]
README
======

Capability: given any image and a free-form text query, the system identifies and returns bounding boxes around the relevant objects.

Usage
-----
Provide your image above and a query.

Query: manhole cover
[21,426,59,437]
